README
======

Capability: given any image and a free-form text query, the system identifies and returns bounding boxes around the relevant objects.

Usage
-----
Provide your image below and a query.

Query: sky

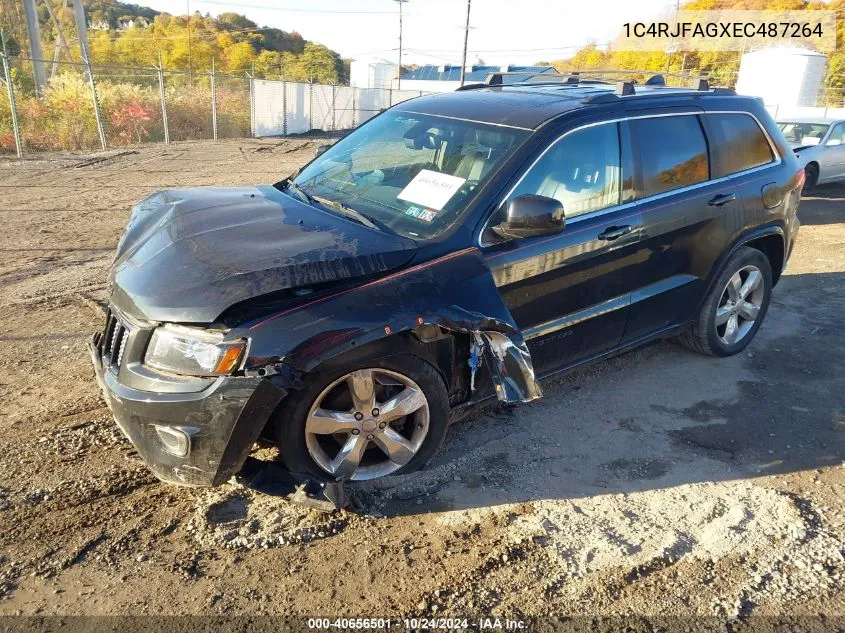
[135,0,678,66]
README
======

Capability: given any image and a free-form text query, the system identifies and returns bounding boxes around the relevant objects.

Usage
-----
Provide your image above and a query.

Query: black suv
[90,77,802,486]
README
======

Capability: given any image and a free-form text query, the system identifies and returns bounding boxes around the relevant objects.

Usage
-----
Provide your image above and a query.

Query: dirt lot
[0,139,843,624]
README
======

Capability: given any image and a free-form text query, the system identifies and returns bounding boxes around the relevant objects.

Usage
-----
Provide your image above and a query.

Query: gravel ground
[0,139,843,623]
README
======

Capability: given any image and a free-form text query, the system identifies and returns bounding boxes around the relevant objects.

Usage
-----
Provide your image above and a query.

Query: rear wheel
[274,354,449,482]
[679,246,772,357]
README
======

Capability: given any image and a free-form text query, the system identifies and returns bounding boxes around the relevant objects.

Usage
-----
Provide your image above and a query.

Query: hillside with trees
[546,0,845,104]
[1,0,346,83]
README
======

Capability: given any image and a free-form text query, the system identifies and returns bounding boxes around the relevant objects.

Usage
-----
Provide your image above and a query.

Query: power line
[190,0,397,14]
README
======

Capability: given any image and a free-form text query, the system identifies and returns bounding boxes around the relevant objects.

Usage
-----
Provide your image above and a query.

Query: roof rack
[484,68,714,89]
[473,68,737,102]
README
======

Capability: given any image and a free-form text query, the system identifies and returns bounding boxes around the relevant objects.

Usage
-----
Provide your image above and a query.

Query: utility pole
[459,0,471,87]
[187,0,193,85]
[394,0,408,90]
[43,0,71,80]
[667,0,680,72]
[71,0,91,79]
[22,0,46,96]
[72,0,106,150]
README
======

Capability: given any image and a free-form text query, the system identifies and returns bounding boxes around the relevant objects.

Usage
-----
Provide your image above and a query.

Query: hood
[109,186,417,323]
[788,140,821,152]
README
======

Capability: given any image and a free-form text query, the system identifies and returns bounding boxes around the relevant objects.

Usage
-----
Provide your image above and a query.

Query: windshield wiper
[309,194,399,235]
[278,179,397,235]
[277,178,312,204]
[310,194,379,230]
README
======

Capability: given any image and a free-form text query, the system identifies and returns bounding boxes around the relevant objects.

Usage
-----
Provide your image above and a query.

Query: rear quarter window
[630,115,710,197]
[708,113,775,177]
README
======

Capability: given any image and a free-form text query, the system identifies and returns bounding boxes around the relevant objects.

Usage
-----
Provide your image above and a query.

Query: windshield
[778,122,830,146]
[290,111,528,239]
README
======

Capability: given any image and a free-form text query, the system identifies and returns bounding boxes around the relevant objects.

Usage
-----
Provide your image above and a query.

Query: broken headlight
[144,325,245,377]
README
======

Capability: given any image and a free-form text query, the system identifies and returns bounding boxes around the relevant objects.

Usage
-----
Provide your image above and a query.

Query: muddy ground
[0,139,843,624]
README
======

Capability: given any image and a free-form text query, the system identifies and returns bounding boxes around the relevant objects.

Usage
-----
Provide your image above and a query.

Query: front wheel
[274,353,450,482]
[678,246,772,357]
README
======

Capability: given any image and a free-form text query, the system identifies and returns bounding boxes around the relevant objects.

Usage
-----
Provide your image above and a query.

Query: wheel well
[258,328,471,442]
[745,233,785,285]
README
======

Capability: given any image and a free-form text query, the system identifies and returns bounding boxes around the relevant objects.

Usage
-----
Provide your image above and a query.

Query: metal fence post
[248,73,255,137]
[210,59,218,140]
[282,80,287,136]
[389,87,393,107]
[88,69,107,151]
[157,55,170,145]
[331,83,336,132]
[0,31,23,158]
[308,81,313,131]
[351,86,356,128]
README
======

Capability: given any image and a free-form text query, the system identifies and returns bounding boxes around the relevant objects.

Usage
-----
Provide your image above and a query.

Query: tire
[679,246,772,357]
[274,353,450,482]
[803,163,819,194]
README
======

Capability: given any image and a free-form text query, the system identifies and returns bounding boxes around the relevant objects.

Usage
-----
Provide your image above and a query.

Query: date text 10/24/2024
[307,618,527,630]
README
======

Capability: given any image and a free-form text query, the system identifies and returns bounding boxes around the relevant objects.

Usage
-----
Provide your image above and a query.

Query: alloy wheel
[304,368,430,481]
[715,265,765,346]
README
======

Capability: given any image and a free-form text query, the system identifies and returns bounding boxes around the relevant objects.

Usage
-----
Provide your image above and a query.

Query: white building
[735,48,827,107]
[391,64,558,93]
[350,58,399,90]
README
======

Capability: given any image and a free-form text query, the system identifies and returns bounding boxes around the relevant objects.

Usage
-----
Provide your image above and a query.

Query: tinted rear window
[709,113,774,176]
[631,116,710,197]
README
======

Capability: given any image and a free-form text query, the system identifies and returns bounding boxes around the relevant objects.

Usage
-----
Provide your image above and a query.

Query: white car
[777,118,845,190]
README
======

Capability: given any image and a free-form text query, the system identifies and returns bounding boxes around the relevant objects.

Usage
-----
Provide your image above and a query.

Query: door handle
[708,193,736,207]
[598,225,633,241]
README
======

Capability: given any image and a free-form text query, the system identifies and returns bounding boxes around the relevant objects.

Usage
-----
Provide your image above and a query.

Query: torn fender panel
[473,331,542,403]
[235,247,542,403]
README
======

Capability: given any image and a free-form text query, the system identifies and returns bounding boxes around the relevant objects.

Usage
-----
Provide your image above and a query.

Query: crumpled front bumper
[89,334,286,486]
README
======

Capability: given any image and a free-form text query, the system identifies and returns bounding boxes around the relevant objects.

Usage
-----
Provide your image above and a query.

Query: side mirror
[315,144,331,157]
[492,194,565,240]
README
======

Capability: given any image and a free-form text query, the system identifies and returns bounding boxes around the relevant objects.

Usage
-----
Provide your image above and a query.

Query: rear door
[478,120,646,375]
[620,111,730,341]
[702,110,780,224]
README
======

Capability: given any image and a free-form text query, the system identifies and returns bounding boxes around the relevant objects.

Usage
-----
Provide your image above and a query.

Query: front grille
[100,308,131,371]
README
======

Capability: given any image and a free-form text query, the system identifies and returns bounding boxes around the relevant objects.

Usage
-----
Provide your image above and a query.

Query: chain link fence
[0,54,429,156]
[4,55,845,157]
[0,56,260,156]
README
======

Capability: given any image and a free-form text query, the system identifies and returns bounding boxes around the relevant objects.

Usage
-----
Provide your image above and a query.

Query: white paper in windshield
[398,169,466,211]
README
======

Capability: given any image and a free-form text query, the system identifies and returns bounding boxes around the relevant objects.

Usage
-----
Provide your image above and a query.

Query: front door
[479,120,645,375]
[822,122,845,181]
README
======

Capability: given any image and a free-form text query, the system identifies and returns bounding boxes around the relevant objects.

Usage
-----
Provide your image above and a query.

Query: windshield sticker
[404,205,438,222]
[398,169,466,211]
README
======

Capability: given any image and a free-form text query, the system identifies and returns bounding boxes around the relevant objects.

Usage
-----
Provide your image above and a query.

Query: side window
[506,123,622,219]
[631,115,710,197]
[826,122,845,146]
[708,113,774,176]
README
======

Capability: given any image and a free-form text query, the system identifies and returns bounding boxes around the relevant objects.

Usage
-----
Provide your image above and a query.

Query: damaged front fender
[236,247,542,404]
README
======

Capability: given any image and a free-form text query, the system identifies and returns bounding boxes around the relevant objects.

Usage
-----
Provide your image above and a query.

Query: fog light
[153,425,198,457]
